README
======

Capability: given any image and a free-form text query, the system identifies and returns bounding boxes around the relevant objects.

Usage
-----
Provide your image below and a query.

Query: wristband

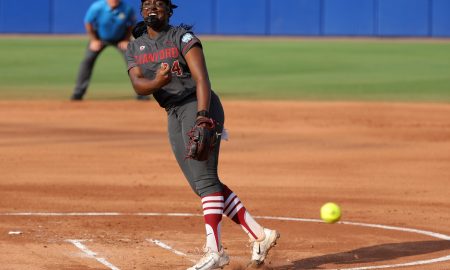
[196,110,209,118]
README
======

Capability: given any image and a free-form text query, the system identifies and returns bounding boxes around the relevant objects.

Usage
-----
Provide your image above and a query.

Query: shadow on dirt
[271,240,450,269]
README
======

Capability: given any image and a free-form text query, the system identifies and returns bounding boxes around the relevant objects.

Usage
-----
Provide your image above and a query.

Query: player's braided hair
[132,21,147,39]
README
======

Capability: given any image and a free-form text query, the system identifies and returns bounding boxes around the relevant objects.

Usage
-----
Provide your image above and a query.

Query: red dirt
[0,100,449,270]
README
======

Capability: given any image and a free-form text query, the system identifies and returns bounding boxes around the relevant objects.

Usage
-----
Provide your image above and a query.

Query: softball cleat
[187,246,229,270]
[249,228,280,268]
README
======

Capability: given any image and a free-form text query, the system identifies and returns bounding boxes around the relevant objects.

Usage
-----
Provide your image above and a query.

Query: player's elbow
[134,88,147,96]
[130,80,154,96]
[131,83,147,95]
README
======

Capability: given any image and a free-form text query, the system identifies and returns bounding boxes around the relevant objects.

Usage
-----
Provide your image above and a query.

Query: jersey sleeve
[125,42,138,72]
[174,27,202,57]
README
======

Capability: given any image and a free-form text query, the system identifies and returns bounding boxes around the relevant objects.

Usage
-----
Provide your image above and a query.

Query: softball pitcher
[126,1,280,269]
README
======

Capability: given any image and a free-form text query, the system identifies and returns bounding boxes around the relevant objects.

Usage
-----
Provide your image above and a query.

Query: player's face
[141,0,170,19]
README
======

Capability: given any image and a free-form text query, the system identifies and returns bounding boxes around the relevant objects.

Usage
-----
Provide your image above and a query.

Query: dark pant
[72,42,145,100]
[167,92,225,197]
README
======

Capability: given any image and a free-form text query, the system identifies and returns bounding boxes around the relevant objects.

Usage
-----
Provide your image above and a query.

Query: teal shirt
[84,0,136,42]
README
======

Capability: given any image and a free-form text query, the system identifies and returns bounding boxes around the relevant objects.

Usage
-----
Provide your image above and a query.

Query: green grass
[0,36,449,102]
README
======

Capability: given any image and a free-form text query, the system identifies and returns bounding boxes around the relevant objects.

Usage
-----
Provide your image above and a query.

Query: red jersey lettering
[135,47,180,65]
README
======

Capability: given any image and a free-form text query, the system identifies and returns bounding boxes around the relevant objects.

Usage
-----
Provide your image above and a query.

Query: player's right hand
[155,63,172,88]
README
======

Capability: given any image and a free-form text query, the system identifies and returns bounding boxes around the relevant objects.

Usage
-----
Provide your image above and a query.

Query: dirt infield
[0,100,449,270]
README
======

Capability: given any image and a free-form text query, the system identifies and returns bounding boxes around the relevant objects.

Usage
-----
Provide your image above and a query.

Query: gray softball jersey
[126,26,202,108]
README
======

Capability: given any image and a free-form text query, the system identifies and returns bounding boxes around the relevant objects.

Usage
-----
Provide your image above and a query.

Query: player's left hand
[185,117,218,161]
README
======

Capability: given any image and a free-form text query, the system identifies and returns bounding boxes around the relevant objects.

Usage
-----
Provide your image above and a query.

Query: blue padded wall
[123,0,214,34]
[53,0,94,34]
[0,0,51,33]
[432,0,450,37]
[323,0,375,36]
[169,0,215,34]
[0,0,449,37]
[123,0,141,18]
[216,0,268,35]
[269,0,321,35]
[0,0,3,32]
[378,0,430,36]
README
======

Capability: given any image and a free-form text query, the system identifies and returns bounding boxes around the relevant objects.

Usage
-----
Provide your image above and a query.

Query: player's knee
[196,181,223,197]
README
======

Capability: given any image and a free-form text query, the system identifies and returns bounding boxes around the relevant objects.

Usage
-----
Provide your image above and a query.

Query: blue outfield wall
[0,0,449,37]
[0,0,52,33]
[432,0,450,37]
[269,0,322,36]
[378,0,430,36]
[323,0,376,36]
[169,0,215,34]
[53,0,93,33]
[216,0,268,35]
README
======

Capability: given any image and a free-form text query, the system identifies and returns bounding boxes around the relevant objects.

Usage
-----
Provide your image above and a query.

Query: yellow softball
[320,202,341,224]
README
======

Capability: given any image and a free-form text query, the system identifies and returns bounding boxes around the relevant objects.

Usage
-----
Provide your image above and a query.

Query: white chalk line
[3,212,448,240]
[331,255,450,270]
[255,216,450,241]
[147,238,248,265]
[3,212,449,270]
[66,239,120,270]
[0,212,203,217]
[1,212,123,216]
[147,239,196,263]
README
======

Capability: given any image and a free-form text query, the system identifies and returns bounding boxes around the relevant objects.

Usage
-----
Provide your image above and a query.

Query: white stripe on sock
[201,196,224,203]
[227,203,243,219]
[203,202,224,209]
[203,209,223,215]
[224,197,241,216]
[224,193,236,208]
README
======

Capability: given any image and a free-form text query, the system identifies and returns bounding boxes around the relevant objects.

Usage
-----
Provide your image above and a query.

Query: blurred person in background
[71,0,149,101]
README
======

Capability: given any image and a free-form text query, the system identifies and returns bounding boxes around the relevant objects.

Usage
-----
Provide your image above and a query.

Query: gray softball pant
[166,92,225,197]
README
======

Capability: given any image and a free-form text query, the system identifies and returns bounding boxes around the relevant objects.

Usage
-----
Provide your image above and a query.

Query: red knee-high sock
[201,192,224,252]
[222,185,265,241]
